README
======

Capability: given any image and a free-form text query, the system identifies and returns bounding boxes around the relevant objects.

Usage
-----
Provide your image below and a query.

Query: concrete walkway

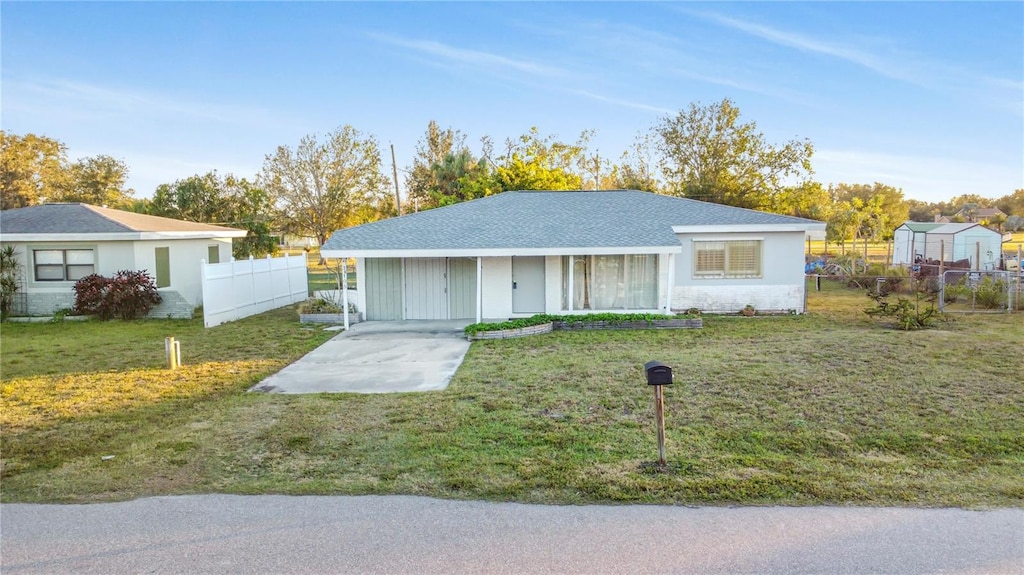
[251,320,472,394]
[2,495,1021,574]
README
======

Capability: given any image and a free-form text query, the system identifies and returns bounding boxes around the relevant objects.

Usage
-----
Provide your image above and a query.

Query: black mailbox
[644,360,673,385]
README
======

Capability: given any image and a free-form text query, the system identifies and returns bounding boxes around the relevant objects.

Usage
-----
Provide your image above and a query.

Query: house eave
[0,231,248,242]
[321,245,682,259]
[672,223,827,234]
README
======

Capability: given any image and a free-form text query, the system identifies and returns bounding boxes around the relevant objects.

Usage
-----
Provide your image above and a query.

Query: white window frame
[32,248,96,282]
[693,239,763,279]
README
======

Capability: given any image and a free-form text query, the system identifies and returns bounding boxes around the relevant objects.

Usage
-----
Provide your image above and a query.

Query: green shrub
[463,311,697,336]
[974,278,1007,309]
[864,288,943,330]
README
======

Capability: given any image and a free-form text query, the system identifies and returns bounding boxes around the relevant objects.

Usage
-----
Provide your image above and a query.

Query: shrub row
[464,312,697,336]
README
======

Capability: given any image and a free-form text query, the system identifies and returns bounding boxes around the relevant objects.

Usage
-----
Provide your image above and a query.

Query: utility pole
[390,143,402,216]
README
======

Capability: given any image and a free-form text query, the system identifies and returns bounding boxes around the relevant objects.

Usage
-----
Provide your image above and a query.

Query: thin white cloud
[370,31,680,116]
[516,18,814,106]
[694,11,911,82]
[691,9,1024,116]
[369,33,567,78]
[8,78,283,127]
[570,90,674,115]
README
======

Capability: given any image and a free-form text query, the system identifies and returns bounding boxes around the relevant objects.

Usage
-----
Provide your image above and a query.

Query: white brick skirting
[672,284,805,314]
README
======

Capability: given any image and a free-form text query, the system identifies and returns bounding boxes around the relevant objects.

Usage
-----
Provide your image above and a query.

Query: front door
[512,256,545,314]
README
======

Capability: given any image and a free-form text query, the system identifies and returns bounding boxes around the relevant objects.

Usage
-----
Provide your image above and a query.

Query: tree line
[3,99,1022,259]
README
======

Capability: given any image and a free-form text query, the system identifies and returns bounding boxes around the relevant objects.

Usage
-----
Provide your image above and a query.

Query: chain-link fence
[939,269,1021,313]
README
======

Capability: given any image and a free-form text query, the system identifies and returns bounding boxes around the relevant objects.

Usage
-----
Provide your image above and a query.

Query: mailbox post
[644,361,673,466]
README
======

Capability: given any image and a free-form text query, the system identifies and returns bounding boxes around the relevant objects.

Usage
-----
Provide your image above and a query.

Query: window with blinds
[33,249,95,281]
[694,240,762,278]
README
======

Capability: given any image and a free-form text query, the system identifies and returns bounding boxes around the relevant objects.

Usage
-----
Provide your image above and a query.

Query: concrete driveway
[250,320,472,394]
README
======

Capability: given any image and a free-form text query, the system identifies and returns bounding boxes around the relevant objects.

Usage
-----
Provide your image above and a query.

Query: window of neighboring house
[561,254,659,310]
[207,245,220,264]
[693,240,763,278]
[33,249,95,281]
[155,247,170,288]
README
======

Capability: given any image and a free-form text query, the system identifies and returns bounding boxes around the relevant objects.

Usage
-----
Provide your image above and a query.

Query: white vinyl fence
[201,254,308,328]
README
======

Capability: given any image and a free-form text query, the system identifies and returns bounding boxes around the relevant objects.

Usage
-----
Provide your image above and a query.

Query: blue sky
[2,2,1022,204]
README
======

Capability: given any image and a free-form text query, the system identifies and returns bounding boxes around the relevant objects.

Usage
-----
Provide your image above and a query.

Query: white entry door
[404,258,448,319]
[512,256,545,314]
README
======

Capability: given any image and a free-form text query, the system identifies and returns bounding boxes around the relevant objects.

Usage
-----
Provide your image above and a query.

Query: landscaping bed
[466,312,702,340]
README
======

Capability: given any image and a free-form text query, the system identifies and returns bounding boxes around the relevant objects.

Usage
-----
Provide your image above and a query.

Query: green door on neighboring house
[155,247,170,288]
[207,245,220,264]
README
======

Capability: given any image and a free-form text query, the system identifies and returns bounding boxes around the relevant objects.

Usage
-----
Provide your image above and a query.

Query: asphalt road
[2,495,1022,574]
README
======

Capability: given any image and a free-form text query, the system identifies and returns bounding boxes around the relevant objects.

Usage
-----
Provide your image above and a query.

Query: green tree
[150,172,229,223]
[430,149,499,207]
[830,182,908,240]
[826,200,858,254]
[54,154,134,208]
[772,180,831,220]
[494,127,586,191]
[906,198,941,222]
[653,99,813,209]
[0,131,69,209]
[614,134,662,193]
[995,189,1023,217]
[146,171,278,258]
[260,126,391,246]
[406,121,466,210]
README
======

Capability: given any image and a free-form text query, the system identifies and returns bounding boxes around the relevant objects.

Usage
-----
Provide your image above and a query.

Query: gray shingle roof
[0,203,245,235]
[322,190,823,253]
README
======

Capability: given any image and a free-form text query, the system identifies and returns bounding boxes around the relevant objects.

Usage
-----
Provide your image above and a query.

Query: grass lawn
[2,284,1022,507]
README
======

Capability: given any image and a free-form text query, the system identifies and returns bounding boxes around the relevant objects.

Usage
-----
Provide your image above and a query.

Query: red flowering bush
[73,270,162,320]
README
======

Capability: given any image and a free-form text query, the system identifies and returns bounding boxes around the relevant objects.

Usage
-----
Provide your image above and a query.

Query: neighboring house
[320,190,826,322]
[952,206,1006,223]
[0,203,247,318]
[892,222,1003,269]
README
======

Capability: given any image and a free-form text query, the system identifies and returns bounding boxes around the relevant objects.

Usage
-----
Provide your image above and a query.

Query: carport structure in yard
[892,222,1003,270]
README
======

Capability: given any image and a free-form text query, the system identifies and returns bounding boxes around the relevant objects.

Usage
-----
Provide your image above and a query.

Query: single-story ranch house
[321,190,826,323]
[0,203,247,318]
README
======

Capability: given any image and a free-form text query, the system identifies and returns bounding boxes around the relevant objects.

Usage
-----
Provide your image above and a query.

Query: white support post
[476,256,483,324]
[342,257,350,330]
[567,256,574,312]
[664,253,675,314]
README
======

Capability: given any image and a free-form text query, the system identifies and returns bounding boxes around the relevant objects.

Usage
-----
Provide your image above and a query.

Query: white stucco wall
[134,238,231,306]
[671,231,808,313]
[1,238,233,316]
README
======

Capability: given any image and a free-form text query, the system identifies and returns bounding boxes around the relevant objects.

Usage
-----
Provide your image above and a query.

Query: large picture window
[33,249,95,282]
[693,240,762,278]
[561,254,658,310]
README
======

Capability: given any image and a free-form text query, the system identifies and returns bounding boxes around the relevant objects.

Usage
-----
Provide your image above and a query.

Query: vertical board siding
[449,257,477,319]
[404,258,448,319]
[365,258,402,320]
